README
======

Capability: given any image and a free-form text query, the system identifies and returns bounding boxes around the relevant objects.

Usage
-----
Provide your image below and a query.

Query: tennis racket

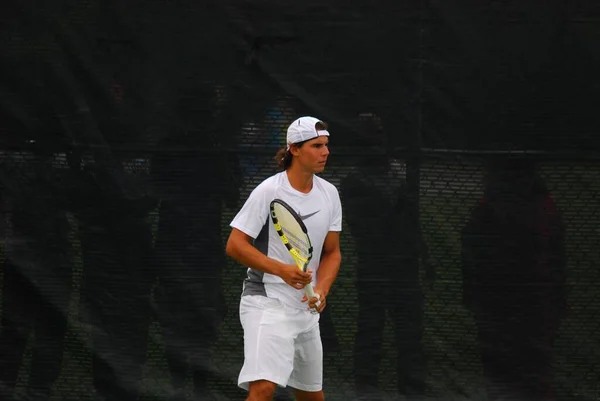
[269,199,321,311]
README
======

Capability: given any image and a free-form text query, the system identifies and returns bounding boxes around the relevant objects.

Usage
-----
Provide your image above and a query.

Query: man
[151,84,241,400]
[341,113,431,399]
[73,160,156,401]
[461,159,567,401]
[226,116,342,401]
[342,154,430,400]
[64,73,157,401]
[0,139,73,401]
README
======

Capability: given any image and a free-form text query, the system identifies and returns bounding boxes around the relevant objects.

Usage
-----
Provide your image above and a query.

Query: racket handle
[304,283,320,313]
[305,283,316,299]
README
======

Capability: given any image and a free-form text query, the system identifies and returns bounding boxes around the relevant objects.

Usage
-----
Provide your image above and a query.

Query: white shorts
[238,295,323,392]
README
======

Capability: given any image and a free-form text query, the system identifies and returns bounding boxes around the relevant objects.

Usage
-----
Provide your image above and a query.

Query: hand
[302,288,327,313]
[279,264,313,290]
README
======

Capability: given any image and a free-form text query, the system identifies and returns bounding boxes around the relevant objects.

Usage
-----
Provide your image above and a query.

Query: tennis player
[226,116,342,401]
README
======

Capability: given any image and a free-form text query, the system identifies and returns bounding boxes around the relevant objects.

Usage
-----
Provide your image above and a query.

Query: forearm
[316,251,341,296]
[226,238,283,277]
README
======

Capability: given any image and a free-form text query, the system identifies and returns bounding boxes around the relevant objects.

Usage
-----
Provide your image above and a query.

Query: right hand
[279,264,313,290]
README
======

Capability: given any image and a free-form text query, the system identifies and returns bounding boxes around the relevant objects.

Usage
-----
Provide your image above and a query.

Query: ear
[289,144,301,157]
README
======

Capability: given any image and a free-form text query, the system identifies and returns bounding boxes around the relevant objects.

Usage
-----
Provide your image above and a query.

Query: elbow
[226,229,253,263]
[225,237,237,259]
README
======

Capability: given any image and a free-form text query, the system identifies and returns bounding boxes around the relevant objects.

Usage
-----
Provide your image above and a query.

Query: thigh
[238,296,296,390]
[288,323,323,392]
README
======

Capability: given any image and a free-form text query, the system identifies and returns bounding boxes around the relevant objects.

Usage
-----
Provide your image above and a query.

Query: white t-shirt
[230,171,342,309]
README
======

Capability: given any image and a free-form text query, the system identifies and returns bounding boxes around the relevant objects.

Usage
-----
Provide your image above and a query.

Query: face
[291,135,330,173]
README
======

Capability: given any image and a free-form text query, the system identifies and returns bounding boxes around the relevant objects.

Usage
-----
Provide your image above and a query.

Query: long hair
[274,121,328,170]
[274,146,293,170]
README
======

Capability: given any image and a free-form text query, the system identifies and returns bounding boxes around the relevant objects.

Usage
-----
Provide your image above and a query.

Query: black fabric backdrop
[0,1,599,400]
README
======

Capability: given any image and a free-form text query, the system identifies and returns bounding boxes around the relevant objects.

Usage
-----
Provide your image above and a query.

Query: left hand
[302,289,327,313]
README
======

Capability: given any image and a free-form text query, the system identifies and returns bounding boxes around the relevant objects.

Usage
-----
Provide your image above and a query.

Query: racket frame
[269,199,317,302]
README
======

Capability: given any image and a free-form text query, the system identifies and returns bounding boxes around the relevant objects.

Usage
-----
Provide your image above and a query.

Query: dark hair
[315,121,328,131]
[274,121,328,170]
[274,141,305,170]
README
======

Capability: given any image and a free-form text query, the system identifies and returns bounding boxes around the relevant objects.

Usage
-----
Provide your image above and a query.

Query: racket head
[269,199,313,271]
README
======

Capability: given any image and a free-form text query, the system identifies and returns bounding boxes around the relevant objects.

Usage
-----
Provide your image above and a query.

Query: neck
[285,165,314,194]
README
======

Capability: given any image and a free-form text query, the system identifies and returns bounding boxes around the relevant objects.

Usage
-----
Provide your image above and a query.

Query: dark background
[0,1,599,400]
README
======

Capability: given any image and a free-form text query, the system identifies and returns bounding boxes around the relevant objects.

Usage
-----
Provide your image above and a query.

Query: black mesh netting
[1,1,599,401]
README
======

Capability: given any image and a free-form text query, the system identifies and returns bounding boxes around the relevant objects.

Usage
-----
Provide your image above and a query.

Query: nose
[323,145,330,156]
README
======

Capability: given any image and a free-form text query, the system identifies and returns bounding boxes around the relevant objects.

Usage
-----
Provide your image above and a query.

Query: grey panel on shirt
[242,216,269,296]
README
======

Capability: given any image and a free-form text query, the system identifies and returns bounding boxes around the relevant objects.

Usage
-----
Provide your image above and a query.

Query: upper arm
[229,182,271,238]
[329,185,343,232]
[226,227,254,255]
[322,231,341,258]
[323,183,342,257]
[228,227,254,244]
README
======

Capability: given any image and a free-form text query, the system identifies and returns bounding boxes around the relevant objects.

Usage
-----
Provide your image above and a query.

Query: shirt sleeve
[329,186,342,232]
[230,183,270,239]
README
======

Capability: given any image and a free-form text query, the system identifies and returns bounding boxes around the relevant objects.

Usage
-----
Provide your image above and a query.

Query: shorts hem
[287,379,322,392]
[238,374,288,391]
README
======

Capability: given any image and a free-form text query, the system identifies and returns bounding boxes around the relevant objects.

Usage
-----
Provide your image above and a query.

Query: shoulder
[314,175,341,201]
[315,175,339,192]
[250,173,282,196]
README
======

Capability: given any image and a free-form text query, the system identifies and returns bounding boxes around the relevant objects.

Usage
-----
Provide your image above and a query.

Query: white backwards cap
[286,116,329,150]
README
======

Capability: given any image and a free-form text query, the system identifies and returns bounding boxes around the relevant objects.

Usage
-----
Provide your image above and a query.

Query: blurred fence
[1,133,599,400]
[1,1,599,400]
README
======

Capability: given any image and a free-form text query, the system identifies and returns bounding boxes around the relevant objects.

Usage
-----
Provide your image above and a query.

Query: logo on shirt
[299,210,320,220]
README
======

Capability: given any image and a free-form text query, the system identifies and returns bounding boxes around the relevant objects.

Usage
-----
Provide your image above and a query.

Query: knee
[247,380,277,401]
